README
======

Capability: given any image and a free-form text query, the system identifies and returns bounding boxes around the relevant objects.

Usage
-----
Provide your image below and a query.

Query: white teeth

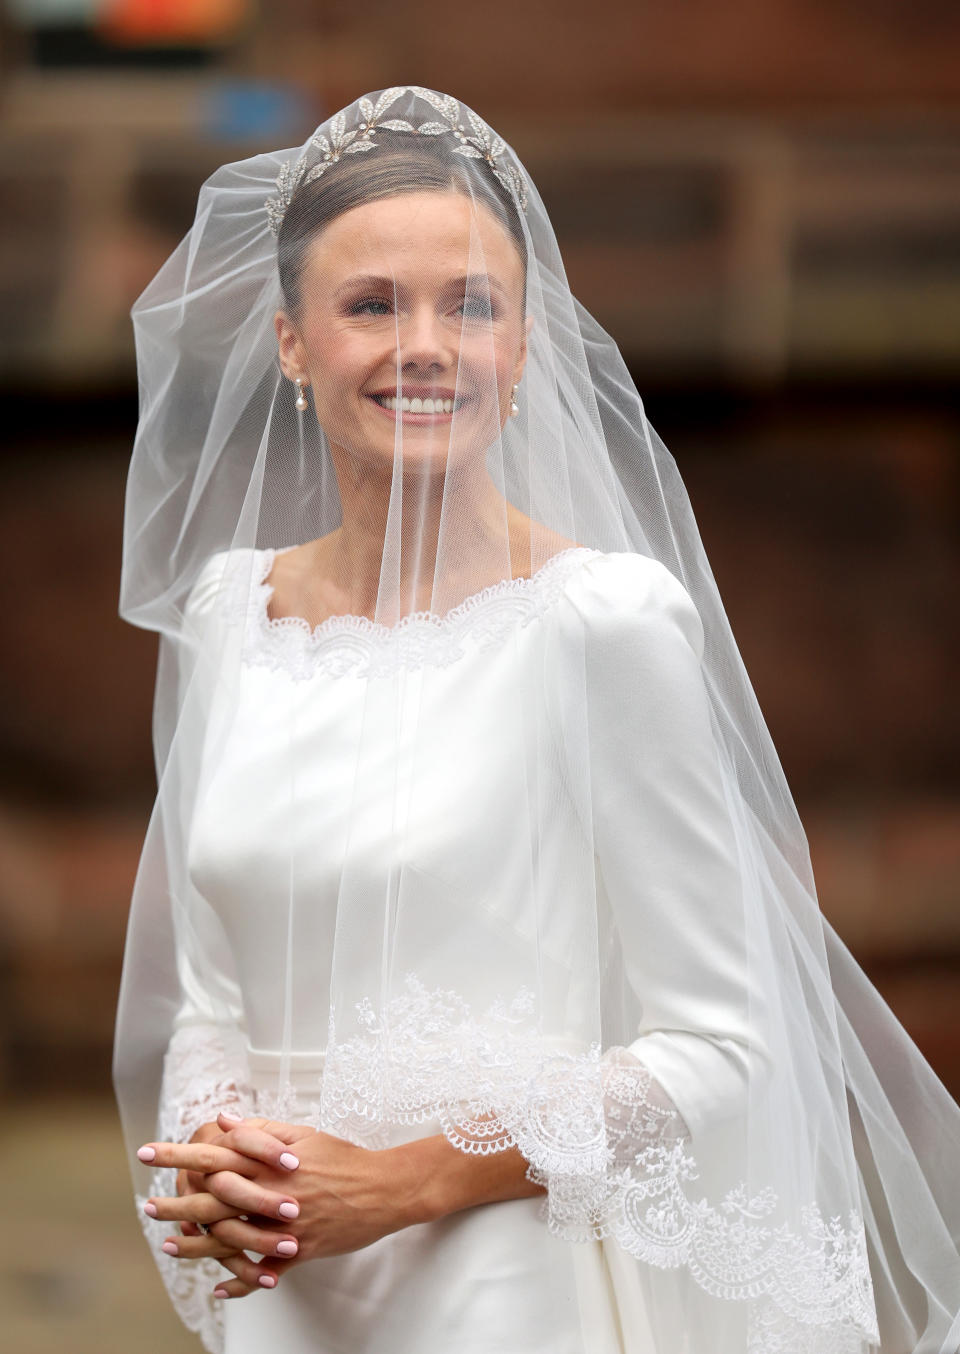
[374,396,457,414]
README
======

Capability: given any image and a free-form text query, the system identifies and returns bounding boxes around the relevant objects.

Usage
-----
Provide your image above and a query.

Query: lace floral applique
[317,975,879,1350]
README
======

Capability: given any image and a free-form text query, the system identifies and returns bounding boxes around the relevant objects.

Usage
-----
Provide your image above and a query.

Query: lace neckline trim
[231,544,603,680]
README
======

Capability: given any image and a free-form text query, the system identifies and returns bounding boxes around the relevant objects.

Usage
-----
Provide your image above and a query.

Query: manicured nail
[279,1152,299,1171]
[276,1240,298,1256]
[142,1201,158,1218]
[137,1145,156,1163]
[278,1202,299,1219]
[220,1110,244,1122]
[162,1240,179,1256]
[213,1287,229,1299]
[259,1273,277,1288]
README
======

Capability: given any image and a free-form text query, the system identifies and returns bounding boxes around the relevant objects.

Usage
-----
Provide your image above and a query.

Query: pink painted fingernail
[220,1110,244,1122]
[278,1202,299,1219]
[162,1240,179,1256]
[276,1240,298,1256]
[259,1274,277,1288]
[279,1152,299,1170]
[142,1201,158,1218]
[213,1287,229,1299]
[137,1145,156,1163]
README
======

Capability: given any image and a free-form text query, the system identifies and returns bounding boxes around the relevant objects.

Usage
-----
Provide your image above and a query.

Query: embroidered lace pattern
[315,977,878,1347]
[145,976,879,1352]
[221,544,602,681]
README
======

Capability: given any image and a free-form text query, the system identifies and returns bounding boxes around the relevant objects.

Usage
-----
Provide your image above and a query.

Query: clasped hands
[138,1111,429,1299]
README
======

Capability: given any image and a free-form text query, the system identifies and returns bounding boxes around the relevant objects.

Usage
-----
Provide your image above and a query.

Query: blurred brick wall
[248,0,960,111]
[0,0,958,1100]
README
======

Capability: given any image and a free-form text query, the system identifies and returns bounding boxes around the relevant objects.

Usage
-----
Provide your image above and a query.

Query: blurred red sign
[97,0,249,44]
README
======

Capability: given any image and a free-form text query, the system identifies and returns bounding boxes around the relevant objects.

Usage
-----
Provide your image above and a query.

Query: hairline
[279,180,528,323]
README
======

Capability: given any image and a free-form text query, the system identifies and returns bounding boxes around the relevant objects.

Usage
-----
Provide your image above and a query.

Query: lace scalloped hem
[526,1156,878,1341]
[142,1094,878,1354]
[316,979,879,1343]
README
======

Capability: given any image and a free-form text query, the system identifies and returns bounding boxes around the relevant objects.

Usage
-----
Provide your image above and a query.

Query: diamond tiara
[265,86,528,236]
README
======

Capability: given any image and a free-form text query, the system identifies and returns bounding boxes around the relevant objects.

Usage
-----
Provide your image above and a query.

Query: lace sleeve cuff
[134,1022,254,1354]
[523,1042,691,1245]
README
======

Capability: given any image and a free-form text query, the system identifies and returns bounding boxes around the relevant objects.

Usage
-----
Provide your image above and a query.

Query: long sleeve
[536,553,885,1345]
[158,550,256,1145]
[556,551,771,1145]
[133,553,257,1354]
[156,956,252,1147]
[525,549,775,1268]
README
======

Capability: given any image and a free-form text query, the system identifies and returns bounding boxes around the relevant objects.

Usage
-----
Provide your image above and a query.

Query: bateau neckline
[257,543,602,642]
[235,543,606,680]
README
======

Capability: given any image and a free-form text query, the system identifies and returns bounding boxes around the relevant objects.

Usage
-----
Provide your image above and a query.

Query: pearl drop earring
[294,377,308,412]
[509,383,520,417]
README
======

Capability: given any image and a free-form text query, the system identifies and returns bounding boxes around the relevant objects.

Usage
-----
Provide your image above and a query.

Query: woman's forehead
[303,191,522,287]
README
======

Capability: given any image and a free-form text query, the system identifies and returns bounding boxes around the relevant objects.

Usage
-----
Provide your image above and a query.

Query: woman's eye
[350,298,392,316]
[458,295,494,318]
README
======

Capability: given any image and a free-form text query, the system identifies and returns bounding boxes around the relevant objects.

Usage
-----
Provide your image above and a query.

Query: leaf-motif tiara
[264,86,528,236]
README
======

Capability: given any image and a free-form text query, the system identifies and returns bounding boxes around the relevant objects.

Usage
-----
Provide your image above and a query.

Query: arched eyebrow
[454,273,509,298]
[333,272,508,300]
[333,274,397,299]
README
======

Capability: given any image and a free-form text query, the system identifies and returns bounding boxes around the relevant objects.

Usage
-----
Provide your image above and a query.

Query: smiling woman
[277,193,527,450]
[267,183,537,624]
[265,128,552,627]
[115,87,960,1354]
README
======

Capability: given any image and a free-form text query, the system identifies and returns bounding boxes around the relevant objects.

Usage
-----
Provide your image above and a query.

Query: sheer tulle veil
[114,86,960,1353]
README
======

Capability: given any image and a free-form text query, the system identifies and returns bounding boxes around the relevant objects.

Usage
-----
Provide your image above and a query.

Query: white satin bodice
[180,544,758,1143]
[186,549,602,1056]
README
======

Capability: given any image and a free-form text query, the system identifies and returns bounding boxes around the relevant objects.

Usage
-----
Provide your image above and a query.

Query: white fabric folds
[114,87,960,1354]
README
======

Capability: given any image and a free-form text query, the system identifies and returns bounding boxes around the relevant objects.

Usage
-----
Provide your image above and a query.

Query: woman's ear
[274,309,307,381]
[513,313,534,385]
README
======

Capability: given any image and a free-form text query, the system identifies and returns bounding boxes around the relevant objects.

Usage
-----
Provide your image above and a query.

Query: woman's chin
[337,419,503,475]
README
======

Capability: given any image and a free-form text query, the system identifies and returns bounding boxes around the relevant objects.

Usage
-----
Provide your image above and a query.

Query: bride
[115,88,960,1354]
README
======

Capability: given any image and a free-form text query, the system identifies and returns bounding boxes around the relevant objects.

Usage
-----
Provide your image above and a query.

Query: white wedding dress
[145,544,758,1354]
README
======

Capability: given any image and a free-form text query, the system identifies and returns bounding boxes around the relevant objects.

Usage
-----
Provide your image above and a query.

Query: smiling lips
[368,388,465,419]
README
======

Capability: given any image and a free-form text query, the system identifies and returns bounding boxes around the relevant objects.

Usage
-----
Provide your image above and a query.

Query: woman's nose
[397,306,451,370]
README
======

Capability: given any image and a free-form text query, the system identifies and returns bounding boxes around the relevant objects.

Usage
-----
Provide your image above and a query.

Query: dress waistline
[246,1044,326,1089]
[244,1031,593,1091]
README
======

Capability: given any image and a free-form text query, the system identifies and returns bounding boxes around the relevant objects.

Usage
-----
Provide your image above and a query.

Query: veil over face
[277,190,530,473]
[116,87,960,1354]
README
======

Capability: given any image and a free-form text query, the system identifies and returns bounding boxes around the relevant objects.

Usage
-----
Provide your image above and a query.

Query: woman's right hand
[146,1114,315,1295]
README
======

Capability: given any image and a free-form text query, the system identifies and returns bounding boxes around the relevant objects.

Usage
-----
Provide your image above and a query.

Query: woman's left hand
[140,1112,428,1299]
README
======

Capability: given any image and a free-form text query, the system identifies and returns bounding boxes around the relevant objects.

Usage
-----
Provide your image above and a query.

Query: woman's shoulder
[182,546,272,629]
[560,549,704,660]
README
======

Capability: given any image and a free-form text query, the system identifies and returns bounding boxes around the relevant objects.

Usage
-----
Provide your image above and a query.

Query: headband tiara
[265,86,528,236]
